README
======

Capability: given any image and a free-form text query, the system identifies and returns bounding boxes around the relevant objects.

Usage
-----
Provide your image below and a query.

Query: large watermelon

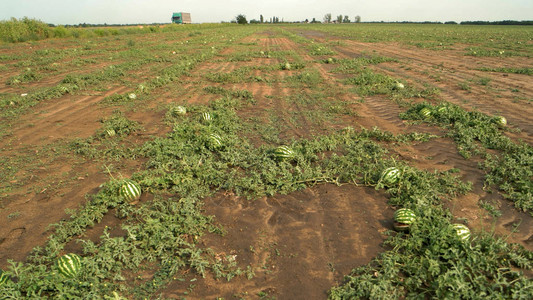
[119,179,142,203]
[274,145,295,161]
[393,208,417,231]
[56,253,82,278]
[451,224,471,241]
[381,167,401,185]
[0,269,10,285]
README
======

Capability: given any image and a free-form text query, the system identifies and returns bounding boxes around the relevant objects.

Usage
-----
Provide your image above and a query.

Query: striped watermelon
[106,129,116,137]
[274,145,295,161]
[381,167,401,185]
[56,253,82,278]
[494,116,507,127]
[451,224,471,241]
[437,106,448,115]
[119,179,142,203]
[419,107,432,118]
[0,269,10,285]
[394,208,416,231]
[202,112,212,122]
[207,133,222,149]
[171,106,187,116]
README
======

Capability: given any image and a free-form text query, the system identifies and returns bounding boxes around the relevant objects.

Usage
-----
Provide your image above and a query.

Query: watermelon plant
[0,269,10,285]
[56,253,82,278]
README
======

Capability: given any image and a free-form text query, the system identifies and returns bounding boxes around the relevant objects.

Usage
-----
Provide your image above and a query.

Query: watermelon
[381,167,401,185]
[394,82,405,90]
[282,63,291,70]
[56,253,82,278]
[207,133,222,149]
[106,129,116,137]
[326,57,334,64]
[494,116,507,127]
[128,93,136,100]
[419,107,432,118]
[393,208,417,231]
[119,179,142,203]
[202,112,212,122]
[0,269,10,285]
[437,106,448,115]
[171,106,187,116]
[274,145,295,161]
[451,224,471,241]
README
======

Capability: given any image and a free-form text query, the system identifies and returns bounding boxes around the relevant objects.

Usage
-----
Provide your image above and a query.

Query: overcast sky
[1,0,532,25]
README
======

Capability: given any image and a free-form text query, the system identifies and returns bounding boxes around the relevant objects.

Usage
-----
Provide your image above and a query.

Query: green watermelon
[451,224,471,241]
[119,179,142,203]
[437,105,448,115]
[282,63,291,70]
[106,129,116,137]
[56,253,82,278]
[202,112,212,122]
[207,133,222,149]
[171,106,187,116]
[381,167,401,185]
[274,145,295,161]
[419,107,432,118]
[393,208,417,231]
[494,116,507,127]
[0,269,10,285]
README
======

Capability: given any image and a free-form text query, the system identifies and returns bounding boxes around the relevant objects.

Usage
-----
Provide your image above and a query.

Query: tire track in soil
[164,184,392,299]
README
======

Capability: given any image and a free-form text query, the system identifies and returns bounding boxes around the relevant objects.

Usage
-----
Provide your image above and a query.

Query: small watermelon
[326,57,334,64]
[451,224,471,241]
[119,179,142,203]
[437,105,448,115]
[171,106,187,116]
[274,145,295,161]
[282,63,291,70]
[494,116,507,127]
[207,133,222,149]
[106,129,116,137]
[381,167,401,185]
[0,269,10,285]
[419,107,432,118]
[202,112,212,122]
[393,208,417,231]
[394,82,405,90]
[56,253,82,278]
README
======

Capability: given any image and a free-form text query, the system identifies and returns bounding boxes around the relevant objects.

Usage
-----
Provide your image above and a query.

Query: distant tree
[250,19,260,24]
[445,21,457,24]
[235,14,247,25]
[354,15,361,23]
[305,19,309,23]
[260,15,264,23]
[336,15,343,23]
[324,13,332,23]
[343,15,350,23]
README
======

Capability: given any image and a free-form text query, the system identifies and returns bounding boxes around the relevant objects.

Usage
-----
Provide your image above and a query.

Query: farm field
[0,23,532,299]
